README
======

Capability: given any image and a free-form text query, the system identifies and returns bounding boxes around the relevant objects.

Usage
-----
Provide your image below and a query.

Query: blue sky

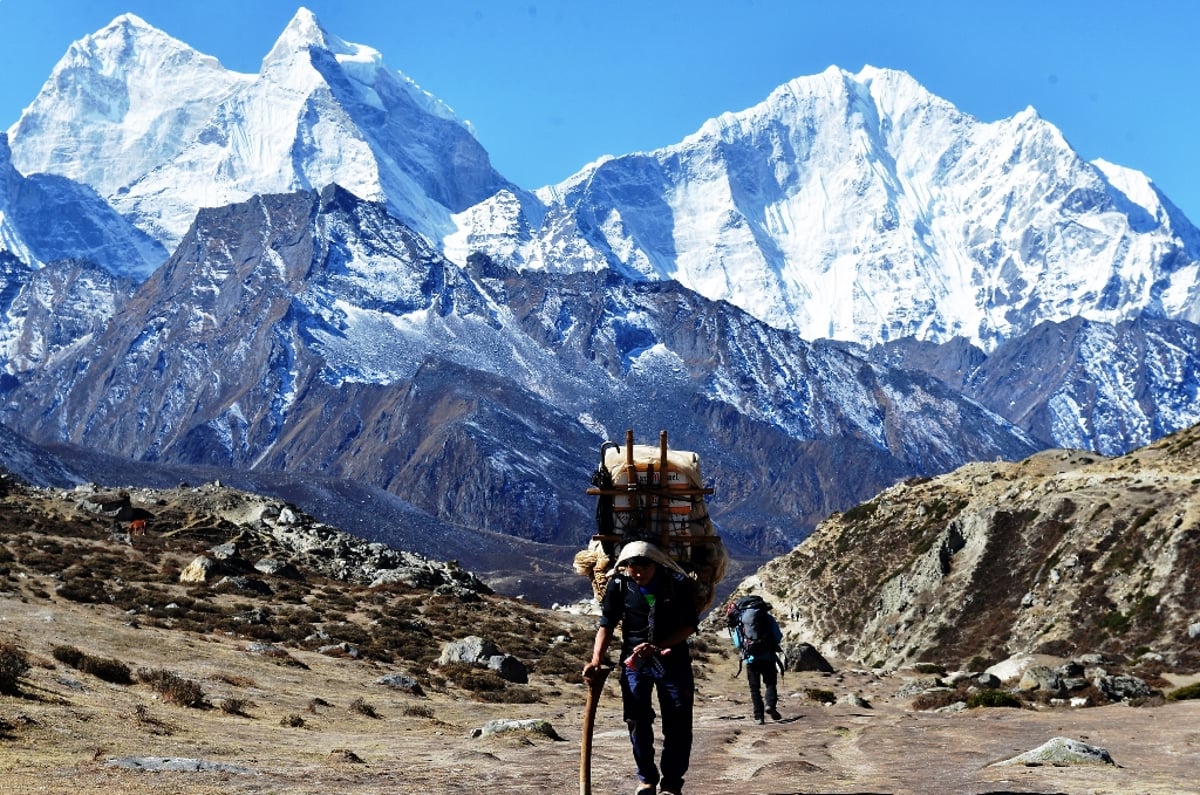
[1,0,1197,223]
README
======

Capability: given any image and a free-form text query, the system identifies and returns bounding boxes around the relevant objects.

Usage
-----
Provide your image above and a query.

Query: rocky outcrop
[732,423,1200,672]
[57,480,493,597]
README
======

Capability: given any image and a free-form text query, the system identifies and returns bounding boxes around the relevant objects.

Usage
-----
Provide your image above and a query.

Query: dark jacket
[599,568,699,656]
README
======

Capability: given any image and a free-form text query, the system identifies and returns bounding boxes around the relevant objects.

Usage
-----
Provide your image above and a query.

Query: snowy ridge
[8,8,513,255]
[7,14,251,199]
[468,66,1200,353]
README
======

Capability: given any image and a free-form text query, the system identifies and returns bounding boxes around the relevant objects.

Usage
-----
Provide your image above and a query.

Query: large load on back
[574,430,727,613]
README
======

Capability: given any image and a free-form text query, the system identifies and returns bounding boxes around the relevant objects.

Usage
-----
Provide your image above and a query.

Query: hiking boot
[635,783,656,795]
[767,707,782,720]
[754,715,764,724]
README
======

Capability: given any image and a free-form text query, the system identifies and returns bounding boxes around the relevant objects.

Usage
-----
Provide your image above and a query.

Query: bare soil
[3,591,1199,795]
[2,480,1198,795]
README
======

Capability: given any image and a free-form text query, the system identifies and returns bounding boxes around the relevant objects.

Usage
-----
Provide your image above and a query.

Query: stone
[1095,674,1157,702]
[785,642,835,673]
[179,556,218,584]
[486,654,528,684]
[994,736,1115,767]
[470,718,563,741]
[438,636,500,666]
[377,674,424,696]
[1018,665,1064,696]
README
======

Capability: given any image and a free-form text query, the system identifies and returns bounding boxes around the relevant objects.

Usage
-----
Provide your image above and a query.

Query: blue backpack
[727,595,782,668]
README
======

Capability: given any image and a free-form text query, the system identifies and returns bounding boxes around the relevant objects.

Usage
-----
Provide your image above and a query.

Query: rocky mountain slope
[3,458,1200,795]
[0,186,1041,567]
[3,7,1200,588]
[740,422,1200,672]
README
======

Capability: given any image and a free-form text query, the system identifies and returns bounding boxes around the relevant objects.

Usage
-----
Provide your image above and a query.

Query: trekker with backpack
[583,541,699,795]
[726,594,785,724]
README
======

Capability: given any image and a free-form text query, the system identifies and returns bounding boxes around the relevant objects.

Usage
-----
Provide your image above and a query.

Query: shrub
[51,644,85,668]
[209,672,256,688]
[136,668,208,708]
[220,697,253,716]
[966,689,1022,709]
[131,704,174,736]
[280,714,306,728]
[403,704,435,718]
[55,578,109,604]
[348,697,379,718]
[52,645,133,685]
[1167,682,1200,702]
[910,688,963,712]
[0,642,30,694]
[805,688,837,704]
[440,662,538,704]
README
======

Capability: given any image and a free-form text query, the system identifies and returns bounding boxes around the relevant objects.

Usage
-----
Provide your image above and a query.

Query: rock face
[733,422,1200,671]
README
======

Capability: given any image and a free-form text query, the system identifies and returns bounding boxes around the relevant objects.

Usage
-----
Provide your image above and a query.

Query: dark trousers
[619,652,694,792]
[746,656,778,718]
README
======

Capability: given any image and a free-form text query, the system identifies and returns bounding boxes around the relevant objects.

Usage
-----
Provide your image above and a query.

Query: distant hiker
[583,541,699,795]
[725,594,784,724]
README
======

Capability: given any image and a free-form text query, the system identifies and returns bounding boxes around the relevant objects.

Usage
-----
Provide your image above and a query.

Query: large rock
[995,737,1115,767]
[785,642,835,673]
[1017,665,1065,696]
[438,636,500,666]
[487,654,529,684]
[179,556,219,584]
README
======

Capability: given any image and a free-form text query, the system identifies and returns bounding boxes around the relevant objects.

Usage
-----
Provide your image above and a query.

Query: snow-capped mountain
[10,12,1198,356]
[2,9,1200,584]
[0,133,165,277]
[2,186,1040,557]
[457,65,1200,352]
[8,9,522,254]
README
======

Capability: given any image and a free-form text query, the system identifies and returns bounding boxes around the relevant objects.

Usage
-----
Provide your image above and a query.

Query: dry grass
[4,478,1200,794]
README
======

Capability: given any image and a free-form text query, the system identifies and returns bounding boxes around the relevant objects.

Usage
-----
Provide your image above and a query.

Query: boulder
[439,636,500,666]
[785,642,835,673]
[1095,674,1157,702]
[994,736,1115,767]
[487,654,529,684]
[1017,665,1065,696]
[377,674,424,696]
[179,556,218,584]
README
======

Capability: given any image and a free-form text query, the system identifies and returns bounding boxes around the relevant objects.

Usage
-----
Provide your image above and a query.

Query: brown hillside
[742,423,1200,672]
[3,470,1200,794]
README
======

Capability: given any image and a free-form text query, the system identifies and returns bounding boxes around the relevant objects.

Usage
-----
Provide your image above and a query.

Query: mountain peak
[85,12,157,44]
[263,7,391,74]
[67,12,199,71]
[268,6,331,60]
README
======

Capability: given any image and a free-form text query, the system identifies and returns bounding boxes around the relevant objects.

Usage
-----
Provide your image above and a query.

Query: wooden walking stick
[580,664,612,795]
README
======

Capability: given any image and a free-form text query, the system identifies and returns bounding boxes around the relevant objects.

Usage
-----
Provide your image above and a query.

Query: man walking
[726,594,784,724]
[583,541,699,795]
